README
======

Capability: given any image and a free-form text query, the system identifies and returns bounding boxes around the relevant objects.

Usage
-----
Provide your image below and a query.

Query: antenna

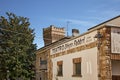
[66,21,71,36]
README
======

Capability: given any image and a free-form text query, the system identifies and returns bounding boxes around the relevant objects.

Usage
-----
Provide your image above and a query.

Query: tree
[0,12,36,80]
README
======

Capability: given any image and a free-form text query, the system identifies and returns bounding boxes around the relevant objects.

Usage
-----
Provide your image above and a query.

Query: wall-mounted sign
[50,31,97,55]
[111,27,120,53]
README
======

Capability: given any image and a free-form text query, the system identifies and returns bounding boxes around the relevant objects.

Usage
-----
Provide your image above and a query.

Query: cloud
[48,9,120,29]
[61,18,96,27]
[102,10,120,16]
[88,9,120,19]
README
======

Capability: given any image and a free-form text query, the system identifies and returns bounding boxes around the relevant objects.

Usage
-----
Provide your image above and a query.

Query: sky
[0,0,120,49]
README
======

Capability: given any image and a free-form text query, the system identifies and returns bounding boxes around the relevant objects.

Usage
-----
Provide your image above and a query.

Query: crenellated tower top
[43,25,65,46]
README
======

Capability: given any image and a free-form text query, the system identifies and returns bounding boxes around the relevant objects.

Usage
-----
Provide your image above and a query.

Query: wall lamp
[94,31,103,49]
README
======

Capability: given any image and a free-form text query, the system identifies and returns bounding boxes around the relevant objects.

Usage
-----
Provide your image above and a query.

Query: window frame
[57,61,63,76]
[72,57,82,77]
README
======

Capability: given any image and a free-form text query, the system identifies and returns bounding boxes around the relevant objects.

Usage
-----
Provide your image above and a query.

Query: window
[73,58,82,77]
[40,57,41,65]
[57,61,63,76]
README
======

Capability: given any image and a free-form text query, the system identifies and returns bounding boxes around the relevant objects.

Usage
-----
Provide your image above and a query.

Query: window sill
[72,74,82,77]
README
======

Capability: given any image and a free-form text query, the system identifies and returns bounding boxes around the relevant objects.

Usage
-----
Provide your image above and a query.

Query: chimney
[72,29,79,37]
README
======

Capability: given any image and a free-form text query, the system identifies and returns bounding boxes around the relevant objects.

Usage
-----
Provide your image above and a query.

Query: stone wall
[98,27,112,80]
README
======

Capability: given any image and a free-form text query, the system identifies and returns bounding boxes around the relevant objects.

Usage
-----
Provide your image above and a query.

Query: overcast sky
[0,0,120,49]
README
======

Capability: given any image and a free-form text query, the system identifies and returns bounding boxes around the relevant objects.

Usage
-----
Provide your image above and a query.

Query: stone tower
[43,25,65,45]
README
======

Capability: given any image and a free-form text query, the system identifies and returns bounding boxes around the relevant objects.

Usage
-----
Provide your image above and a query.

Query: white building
[36,16,120,80]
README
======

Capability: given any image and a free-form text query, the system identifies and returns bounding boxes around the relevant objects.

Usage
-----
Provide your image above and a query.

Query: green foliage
[0,12,36,80]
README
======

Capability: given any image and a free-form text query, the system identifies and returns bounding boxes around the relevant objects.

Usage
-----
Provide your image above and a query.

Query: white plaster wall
[112,60,120,75]
[52,47,98,80]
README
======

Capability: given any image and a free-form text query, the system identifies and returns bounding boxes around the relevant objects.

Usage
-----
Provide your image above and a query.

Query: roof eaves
[36,36,71,52]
